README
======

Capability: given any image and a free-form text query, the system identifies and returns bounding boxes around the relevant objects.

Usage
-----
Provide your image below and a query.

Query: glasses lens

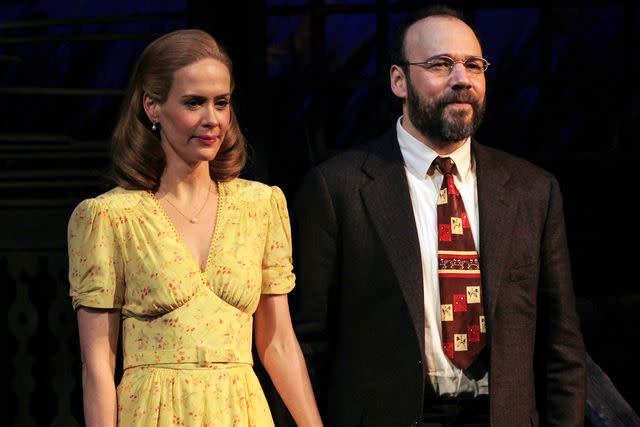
[427,57,455,75]
[464,58,487,74]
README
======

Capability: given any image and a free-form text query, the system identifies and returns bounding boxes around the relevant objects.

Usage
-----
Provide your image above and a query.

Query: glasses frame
[401,55,490,75]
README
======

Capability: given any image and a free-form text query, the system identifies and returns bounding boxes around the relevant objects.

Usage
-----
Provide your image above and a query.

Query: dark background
[3,0,638,425]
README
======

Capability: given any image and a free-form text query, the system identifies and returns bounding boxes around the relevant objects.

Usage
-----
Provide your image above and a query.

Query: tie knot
[428,157,457,177]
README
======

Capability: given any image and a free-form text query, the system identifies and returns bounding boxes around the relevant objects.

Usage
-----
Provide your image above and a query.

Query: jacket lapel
[474,142,516,325]
[360,129,426,359]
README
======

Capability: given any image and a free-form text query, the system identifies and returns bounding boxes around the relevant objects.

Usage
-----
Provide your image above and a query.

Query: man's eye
[466,62,483,71]
[428,61,451,70]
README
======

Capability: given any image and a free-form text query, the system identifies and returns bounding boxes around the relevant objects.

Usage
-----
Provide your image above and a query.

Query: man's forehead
[404,16,482,58]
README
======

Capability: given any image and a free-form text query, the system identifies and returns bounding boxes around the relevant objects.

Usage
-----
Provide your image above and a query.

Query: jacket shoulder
[475,143,556,184]
[314,130,395,183]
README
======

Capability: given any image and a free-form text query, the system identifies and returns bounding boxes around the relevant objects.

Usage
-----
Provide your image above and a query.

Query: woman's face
[145,57,232,168]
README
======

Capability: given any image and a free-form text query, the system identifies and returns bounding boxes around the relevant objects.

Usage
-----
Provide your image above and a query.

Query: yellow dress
[67,179,295,426]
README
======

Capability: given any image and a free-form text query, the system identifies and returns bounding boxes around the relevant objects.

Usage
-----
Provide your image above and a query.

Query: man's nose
[449,63,472,89]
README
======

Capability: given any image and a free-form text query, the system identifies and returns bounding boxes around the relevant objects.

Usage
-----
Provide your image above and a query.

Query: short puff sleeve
[261,186,295,294]
[67,198,125,310]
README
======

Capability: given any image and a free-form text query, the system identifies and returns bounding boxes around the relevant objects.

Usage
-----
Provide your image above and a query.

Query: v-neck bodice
[147,181,224,275]
[68,179,295,318]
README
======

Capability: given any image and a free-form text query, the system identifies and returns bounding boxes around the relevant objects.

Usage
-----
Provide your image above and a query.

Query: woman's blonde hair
[110,29,246,190]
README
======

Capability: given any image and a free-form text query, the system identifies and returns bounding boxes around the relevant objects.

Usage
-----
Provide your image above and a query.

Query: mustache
[438,90,479,106]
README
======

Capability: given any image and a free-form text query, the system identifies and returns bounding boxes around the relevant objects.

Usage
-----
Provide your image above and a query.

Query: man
[292,6,586,427]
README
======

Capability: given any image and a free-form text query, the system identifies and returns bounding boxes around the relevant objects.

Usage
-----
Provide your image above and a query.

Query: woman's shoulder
[76,187,146,213]
[222,178,284,203]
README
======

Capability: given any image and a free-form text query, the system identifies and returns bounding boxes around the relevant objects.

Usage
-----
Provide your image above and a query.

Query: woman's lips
[193,135,218,145]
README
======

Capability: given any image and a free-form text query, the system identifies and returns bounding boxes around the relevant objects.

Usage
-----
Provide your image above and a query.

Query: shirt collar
[396,116,472,181]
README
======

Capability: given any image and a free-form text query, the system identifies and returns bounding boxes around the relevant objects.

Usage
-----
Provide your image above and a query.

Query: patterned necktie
[428,156,486,370]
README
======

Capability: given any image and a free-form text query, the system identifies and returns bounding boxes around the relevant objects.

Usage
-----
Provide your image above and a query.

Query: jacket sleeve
[291,166,338,415]
[537,175,586,426]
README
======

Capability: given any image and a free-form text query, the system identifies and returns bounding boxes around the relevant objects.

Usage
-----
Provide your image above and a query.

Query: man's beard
[406,77,485,145]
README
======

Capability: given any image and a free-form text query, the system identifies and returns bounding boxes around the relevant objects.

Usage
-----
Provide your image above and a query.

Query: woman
[68,29,322,426]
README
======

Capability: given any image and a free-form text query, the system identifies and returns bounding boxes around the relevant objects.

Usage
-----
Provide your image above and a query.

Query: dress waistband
[124,345,254,369]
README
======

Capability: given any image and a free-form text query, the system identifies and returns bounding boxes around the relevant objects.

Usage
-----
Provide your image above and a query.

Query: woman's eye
[185,99,201,108]
[216,99,230,109]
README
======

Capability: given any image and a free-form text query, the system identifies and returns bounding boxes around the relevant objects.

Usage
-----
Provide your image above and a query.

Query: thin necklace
[161,181,212,224]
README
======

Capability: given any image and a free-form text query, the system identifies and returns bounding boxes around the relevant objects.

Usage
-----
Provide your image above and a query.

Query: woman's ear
[142,92,160,124]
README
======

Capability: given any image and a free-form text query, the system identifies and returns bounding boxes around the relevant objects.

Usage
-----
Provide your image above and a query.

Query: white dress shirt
[396,117,489,397]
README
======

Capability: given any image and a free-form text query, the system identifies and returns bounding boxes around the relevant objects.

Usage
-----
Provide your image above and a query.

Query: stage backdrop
[2,1,638,425]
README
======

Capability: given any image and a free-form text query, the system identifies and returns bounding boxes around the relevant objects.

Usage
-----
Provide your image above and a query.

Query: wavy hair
[109,29,246,190]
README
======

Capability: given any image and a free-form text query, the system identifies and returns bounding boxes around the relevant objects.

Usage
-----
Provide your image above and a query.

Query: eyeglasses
[402,55,490,76]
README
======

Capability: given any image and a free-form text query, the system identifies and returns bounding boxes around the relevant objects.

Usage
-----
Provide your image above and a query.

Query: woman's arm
[77,307,121,427]
[254,294,323,427]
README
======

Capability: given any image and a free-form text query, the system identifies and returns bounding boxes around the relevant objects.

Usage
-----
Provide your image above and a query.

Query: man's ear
[142,92,160,123]
[390,65,408,99]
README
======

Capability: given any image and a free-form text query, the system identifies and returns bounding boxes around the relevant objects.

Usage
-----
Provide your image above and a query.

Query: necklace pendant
[190,218,198,224]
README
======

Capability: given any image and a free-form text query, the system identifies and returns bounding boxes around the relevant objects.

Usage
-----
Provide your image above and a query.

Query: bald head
[390,6,479,67]
[403,16,483,67]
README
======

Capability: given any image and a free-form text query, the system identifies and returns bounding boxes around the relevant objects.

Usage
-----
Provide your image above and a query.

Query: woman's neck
[157,160,213,200]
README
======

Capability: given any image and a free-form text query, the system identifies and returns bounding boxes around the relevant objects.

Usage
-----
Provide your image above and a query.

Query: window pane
[325,13,376,76]
[474,8,540,154]
[550,6,624,151]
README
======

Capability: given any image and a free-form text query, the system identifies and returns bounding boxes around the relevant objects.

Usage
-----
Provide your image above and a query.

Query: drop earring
[151,121,157,131]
